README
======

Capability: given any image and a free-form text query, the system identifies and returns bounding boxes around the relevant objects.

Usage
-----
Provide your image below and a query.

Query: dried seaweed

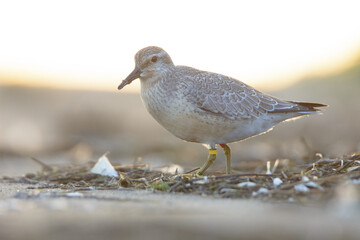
[2,152,360,204]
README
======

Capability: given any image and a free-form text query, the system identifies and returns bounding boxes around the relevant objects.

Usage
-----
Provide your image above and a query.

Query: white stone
[273,177,283,186]
[237,181,256,188]
[294,184,310,192]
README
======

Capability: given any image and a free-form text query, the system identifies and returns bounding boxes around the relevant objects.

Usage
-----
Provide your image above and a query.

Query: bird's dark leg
[197,148,217,175]
[220,144,231,174]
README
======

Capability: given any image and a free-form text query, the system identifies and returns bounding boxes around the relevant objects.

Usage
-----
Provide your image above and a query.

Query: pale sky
[1,0,360,92]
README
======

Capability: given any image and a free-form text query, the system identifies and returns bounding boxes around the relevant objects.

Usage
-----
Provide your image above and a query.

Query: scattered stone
[273,177,283,186]
[237,182,256,188]
[294,184,310,193]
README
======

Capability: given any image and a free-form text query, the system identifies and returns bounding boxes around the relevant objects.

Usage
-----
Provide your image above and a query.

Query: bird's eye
[151,56,158,63]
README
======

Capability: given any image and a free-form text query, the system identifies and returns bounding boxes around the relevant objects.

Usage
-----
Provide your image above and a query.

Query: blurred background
[1,0,360,174]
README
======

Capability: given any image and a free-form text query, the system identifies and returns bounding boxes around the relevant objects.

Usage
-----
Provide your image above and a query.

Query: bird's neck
[140,66,175,90]
[140,73,163,90]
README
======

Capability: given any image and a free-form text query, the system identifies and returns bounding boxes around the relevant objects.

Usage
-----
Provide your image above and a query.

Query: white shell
[90,154,119,178]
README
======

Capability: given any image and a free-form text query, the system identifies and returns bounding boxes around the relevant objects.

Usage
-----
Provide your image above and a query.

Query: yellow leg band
[209,149,217,155]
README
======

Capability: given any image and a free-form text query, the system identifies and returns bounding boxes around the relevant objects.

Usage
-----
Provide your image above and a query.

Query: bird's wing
[182,70,301,119]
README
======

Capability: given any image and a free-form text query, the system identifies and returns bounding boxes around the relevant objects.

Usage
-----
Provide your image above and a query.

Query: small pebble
[294,184,310,192]
[252,187,269,197]
[237,182,256,188]
[305,181,319,188]
[193,180,206,185]
[273,177,283,186]
[257,188,268,194]
[301,176,310,182]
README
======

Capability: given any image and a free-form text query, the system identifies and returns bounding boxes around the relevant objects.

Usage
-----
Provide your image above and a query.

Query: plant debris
[2,152,360,204]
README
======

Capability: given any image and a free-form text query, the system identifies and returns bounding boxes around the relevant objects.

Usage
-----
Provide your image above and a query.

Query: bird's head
[118,46,174,90]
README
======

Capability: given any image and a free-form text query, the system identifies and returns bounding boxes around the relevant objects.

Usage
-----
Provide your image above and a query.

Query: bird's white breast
[140,78,195,139]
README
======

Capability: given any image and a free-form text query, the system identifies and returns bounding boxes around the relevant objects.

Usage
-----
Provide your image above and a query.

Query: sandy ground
[1,159,360,240]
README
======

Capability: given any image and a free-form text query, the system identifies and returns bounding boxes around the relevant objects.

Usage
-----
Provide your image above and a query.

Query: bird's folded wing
[182,71,298,119]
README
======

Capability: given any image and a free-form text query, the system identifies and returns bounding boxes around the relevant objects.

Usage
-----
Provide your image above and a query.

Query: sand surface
[1,159,360,240]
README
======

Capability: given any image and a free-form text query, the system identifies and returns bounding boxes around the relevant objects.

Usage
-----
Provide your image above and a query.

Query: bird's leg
[197,148,217,175]
[220,144,231,174]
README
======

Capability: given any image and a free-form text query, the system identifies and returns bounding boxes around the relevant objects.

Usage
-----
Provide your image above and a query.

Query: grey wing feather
[182,70,304,119]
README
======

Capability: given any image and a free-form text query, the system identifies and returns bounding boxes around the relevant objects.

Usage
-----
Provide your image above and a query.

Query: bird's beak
[118,67,141,90]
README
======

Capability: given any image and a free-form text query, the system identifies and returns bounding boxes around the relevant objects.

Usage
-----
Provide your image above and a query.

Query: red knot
[118,46,327,174]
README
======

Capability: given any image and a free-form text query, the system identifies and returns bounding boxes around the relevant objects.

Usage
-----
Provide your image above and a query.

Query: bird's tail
[270,101,328,114]
[289,101,328,114]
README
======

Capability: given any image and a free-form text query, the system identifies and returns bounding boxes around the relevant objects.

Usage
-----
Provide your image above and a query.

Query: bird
[117,46,326,175]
